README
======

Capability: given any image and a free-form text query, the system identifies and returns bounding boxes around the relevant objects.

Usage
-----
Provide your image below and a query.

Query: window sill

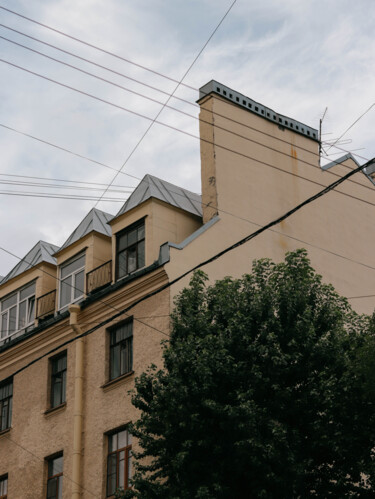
[0,427,11,438]
[44,402,67,417]
[101,371,134,392]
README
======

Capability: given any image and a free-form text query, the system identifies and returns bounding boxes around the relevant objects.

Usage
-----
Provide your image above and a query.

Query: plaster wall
[166,94,375,315]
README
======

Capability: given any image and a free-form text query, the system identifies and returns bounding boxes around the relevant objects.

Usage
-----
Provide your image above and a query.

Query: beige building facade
[0,81,374,498]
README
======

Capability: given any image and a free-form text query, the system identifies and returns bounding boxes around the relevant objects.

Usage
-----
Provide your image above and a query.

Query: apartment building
[0,80,374,498]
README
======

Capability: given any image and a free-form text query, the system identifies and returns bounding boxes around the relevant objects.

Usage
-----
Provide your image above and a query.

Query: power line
[0,4,198,92]
[0,123,141,182]
[0,171,136,189]
[0,179,133,193]
[0,190,126,201]
[5,34,375,197]
[3,60,375,211]
[325,103,375,153]
[2,23,374,192]
[3,157,373,381]
[93,0,237,208]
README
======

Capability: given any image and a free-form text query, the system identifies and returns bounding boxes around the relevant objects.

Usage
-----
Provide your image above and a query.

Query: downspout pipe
[69,303,84,499]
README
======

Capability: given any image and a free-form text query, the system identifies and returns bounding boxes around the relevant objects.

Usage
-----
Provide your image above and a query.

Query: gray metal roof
[114,174,202,219]
[322,153,360,170]
[198,80,319,142]
[1,241,59,285]
[58,208,112,252]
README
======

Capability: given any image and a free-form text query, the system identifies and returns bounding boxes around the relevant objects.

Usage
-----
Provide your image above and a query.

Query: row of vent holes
[216,87,316,138]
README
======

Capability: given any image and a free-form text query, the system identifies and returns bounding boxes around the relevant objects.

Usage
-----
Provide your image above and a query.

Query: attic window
[116,220,145,280]
[1,281,36,340]
[59,253,85,309]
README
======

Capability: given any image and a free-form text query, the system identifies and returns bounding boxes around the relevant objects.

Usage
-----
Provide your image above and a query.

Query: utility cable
[3,156,373,381]
[0,4,198,92]
[3,60,375,211]
[0,190,126,201]
[93,0,237,208]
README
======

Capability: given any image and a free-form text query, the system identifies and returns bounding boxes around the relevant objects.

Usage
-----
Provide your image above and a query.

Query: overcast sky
[0,0,374,277]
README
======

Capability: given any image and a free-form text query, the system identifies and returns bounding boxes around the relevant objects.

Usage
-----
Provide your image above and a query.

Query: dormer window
[116,221,145,280]
[0,281,36,339]
[59,253,85,309]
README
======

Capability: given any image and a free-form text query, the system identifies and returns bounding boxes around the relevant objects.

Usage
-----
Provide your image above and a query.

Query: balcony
[86,260,112,294]
[36,290,56,319]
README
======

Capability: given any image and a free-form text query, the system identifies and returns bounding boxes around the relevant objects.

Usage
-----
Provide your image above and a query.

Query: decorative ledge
[44,402,67,417]
[101,371,135,393]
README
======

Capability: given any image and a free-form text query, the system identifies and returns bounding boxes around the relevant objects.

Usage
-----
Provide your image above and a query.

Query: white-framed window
[59,253,85,309]
[0,281,36,339]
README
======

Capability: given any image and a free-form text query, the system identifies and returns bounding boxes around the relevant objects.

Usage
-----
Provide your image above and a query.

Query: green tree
[122,250,375,498]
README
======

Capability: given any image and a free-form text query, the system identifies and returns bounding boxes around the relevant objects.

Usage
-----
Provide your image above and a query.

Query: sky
[0,0,374,277]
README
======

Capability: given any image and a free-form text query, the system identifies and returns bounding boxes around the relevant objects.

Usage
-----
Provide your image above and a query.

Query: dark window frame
[0,378,13,432]
[46,452,63,499]
[106,427,132,497]
[0,474,7,499]
[50,352,67,409]
[109,321,133,381]
[116,219,145,280]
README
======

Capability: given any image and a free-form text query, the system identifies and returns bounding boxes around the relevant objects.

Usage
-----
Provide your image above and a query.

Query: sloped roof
[322,153,360,170]
[1,241,59,285]
[114,174,202,219]
[58,208,112,252]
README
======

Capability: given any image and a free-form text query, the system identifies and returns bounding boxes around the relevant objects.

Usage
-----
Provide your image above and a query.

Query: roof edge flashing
[198,80,318,142]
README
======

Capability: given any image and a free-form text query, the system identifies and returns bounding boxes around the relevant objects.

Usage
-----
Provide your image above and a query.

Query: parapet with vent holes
[198,80,319,142]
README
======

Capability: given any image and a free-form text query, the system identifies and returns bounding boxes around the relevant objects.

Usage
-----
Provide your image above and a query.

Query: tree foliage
[122,249,375,498]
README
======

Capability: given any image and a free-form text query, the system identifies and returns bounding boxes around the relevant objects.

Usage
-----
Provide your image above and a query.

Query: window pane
[60,276,72,308]
[19,300,27,329]
[128,247,136,273]
[74,270,84,299]
[53,456,64,475]
[117,250,127,279]
[61,254,85,278]
[118,232,128,251]
[107,454,117,496]
[119,451,125,488]
[110,345,120,380]
[137,224,145,240]
[58,477,63,499]
[138,239,145,268]
[28,296,35,323]
[9,306,17,333]
[20,281,36,300]
[128,450,132,480]
[47,478,57,499]
[52,377,62,407]
[1,312,8,338]
[1,293,17,311]
[117,430,127,449]
[128,228,137,246]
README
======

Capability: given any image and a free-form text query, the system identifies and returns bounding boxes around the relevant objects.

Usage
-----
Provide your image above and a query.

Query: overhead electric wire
[0,190,126,201]
[325,103,375,153]
[0,24,195,108]
[2,156,374,382]
[93,0,237,208]
[3,60,375,211]
[0,179,133,193]
[0,4,198,92]
[0,123,140,182]
[1,33,373,195]
[0,171,136,189]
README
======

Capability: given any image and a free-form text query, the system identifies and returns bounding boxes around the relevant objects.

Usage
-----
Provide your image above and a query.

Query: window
[0,378,12,431]
[110,322,133,380]
[107,429,132,496]
[59,253,85,309]
[50,353,67,408]
[0,474,7,499]
[46,454,63,499]
[116,221,145,279]
[0,281,36,339]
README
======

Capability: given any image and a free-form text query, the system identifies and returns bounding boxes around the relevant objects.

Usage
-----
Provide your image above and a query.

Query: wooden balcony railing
[36,289,56,319]
[86,260,112,294]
